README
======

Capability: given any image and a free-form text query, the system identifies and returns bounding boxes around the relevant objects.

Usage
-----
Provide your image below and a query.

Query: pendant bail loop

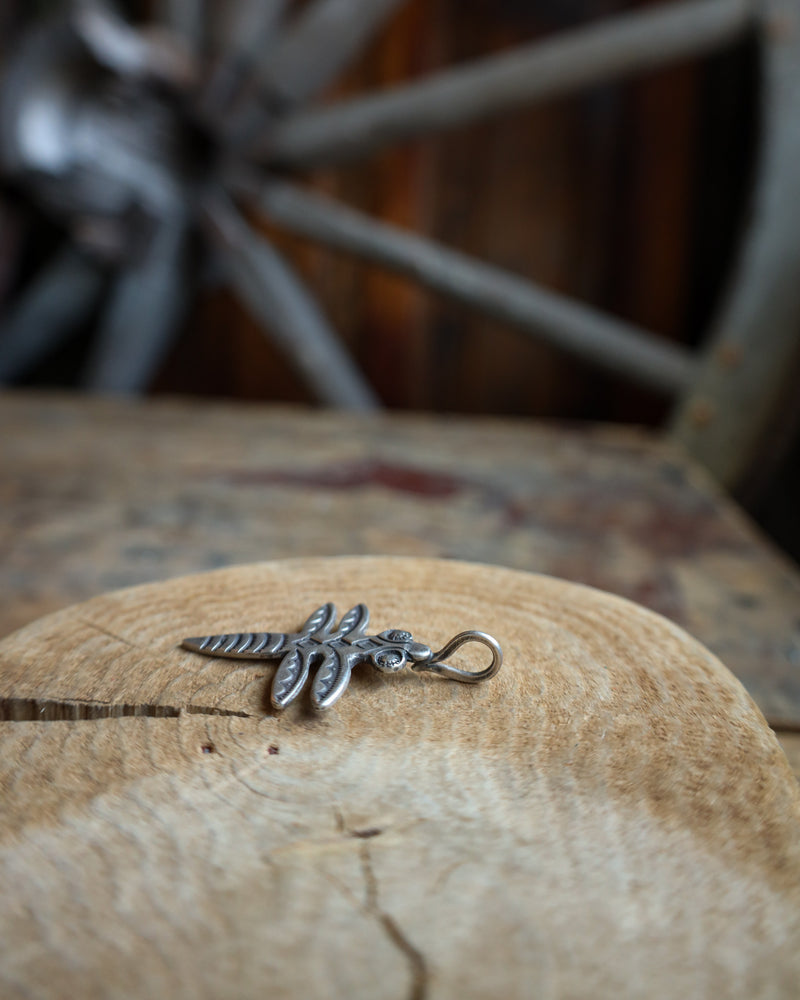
[412,630,503,684]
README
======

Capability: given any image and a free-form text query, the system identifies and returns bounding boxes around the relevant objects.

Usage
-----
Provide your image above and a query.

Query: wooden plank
[413,0,607,419]
[0,557,798,997]
[1,393,799,727]
[350,0,435,410]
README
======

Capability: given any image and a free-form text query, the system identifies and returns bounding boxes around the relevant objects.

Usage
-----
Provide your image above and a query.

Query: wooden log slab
[0,557,798,998]
[3,394,800,733]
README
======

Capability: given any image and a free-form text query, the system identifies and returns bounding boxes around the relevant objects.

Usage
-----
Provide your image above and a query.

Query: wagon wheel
[0,0,797,488]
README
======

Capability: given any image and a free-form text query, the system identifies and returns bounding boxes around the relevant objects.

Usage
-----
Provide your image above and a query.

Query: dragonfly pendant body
[183,603,433,711]
[182,602,503,712]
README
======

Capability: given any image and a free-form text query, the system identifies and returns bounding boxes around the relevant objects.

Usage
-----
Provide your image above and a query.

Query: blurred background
[1,0,798,559]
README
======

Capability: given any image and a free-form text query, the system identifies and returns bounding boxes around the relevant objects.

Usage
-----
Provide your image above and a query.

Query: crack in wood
[0,697,251,722]
[359,842,428,1000]
[77,619,142,650]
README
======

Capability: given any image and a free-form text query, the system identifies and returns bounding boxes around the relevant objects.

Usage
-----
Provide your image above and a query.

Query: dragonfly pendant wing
[331,603,369,640]
[182,631,290,658]
[271,646,312,709]
[311,647,352,711]
[299,602,337,638]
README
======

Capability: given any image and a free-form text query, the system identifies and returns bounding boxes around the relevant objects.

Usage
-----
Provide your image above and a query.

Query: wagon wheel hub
[0,15,228,261]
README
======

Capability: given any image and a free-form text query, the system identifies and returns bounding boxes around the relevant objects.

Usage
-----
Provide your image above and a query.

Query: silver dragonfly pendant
[182,602,502,711]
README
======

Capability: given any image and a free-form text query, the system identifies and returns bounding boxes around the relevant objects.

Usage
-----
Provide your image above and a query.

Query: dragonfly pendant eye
[372,648,407,673]
[379,629,412,643]
[182,602,503,712]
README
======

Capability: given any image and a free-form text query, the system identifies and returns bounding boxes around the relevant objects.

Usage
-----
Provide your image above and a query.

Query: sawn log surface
[0,557,798,999]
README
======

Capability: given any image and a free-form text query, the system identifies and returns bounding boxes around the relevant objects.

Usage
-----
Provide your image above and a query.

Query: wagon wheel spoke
[226,0,406,147]
[83,218,189,392]
[72,1,197,89]
[260,0,407,108]
[201,188,378,411]
[159,0,205,55]
[261,0,752,168]
[0,247,104,383]
[253,180,695,394]
[199,0,287,118]
[0,199,23,311]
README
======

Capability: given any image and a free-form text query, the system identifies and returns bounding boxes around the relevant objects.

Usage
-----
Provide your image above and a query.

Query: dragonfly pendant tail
[182,602,503,712]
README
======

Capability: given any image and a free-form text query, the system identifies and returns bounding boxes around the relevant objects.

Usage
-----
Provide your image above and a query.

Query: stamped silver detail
[182,603,503,712]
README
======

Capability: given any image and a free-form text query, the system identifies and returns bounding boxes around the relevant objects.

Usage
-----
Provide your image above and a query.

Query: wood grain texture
[0,557,798,999]
[2,393,799,732]
[778,733,800,779]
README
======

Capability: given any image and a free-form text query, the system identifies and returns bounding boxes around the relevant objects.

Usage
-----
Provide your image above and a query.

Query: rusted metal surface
[1,393,798,732]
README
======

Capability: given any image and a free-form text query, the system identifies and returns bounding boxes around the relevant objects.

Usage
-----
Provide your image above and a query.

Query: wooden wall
[158,0,756,423]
